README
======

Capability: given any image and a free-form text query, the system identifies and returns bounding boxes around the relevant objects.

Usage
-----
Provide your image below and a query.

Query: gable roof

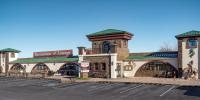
[0,48,21,53]
[87,29,133,36]
[175,30,200,39]
[127,51,178,60]
[10,57,78,64]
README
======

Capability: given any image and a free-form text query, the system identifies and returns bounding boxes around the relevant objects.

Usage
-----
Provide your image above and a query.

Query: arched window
[102,41,111,53]
[10,63,24,72]
[36,63,48,70]
[58,63,79,76]
[135,61,177,78]
[187,38,197,48]
[32,63,49,73]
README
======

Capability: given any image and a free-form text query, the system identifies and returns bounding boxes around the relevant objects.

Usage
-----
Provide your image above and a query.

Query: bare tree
[158,42,177,52]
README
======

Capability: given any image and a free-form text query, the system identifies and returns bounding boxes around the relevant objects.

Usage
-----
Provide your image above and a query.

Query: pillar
[110,54,117,78]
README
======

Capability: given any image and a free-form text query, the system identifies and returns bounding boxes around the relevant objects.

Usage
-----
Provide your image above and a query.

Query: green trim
[175,30,200,38]
[0,48,21,53]
[87,29,133,36]
[10,57,78,64]
[127,56,170,60]
[127,51,178,60]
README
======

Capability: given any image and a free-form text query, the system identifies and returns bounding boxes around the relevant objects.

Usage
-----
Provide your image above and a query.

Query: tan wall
[181,38,199,71]
[9,62,66,73]
[122,58,178,77]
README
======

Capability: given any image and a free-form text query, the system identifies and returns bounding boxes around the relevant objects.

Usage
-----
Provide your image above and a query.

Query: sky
[0,0,200,58]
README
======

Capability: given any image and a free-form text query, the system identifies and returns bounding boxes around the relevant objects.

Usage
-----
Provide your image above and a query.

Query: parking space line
[66,83,95,88]
[54,82,84,88]
[159,85,176,97]
[88,83,118,92]
[119,84,143,93]
[0,79,27,83]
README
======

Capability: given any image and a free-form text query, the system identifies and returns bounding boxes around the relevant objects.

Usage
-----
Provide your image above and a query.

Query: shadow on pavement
[177,86,200,97]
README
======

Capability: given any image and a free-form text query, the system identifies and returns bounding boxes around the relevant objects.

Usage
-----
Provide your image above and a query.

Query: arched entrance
[58,63,79,76]
[31,63,50,77]
[9,63,25,77]
[135,61,178,78]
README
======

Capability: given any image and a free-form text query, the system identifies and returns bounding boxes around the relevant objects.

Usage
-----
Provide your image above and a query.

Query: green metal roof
[87,29,133,36]
[175,30,200,38]
[127,52,178,60]
[127,56,170,60]
[0,48,21,53]
[10,57,78,64]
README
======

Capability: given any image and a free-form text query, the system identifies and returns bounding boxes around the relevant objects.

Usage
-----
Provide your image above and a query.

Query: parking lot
[0,77,199,100]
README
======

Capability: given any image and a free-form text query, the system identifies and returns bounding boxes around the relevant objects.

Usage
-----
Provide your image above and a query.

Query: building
[78,29,200,79]
[0,48,20,75]
[1,29,199,79]
[8,49,79,77]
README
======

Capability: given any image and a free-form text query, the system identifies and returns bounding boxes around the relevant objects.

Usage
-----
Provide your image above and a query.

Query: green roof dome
[0,48,21,53]
[175,30,200,38]
[87,29,133,36]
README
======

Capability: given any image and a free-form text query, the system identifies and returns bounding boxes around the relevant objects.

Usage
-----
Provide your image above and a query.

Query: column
[110,54,117,78]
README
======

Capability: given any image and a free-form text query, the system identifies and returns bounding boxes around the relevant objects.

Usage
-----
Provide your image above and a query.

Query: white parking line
[119,84,143,93]
[159,85,176,97]
[58,82,90,88]
[88,83,118,92]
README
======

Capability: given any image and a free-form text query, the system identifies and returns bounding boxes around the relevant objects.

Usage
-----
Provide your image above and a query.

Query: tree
[158,42,177,52]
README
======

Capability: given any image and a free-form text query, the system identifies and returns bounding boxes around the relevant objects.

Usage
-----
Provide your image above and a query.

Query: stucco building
[6,49,78,77]
[1,29,199,79]
[78,29,200,79]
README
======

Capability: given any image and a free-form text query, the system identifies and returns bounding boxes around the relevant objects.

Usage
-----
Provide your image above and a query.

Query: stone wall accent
[178,39,182,69]
[91,39,129,61]
[83,56,111,78]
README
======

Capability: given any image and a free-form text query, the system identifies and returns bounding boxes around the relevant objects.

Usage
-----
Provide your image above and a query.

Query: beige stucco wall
[181,39,199,71]
[122,58,178,77]
[9,62,66,73]
[1,52,19,73]
[8,53,18,62]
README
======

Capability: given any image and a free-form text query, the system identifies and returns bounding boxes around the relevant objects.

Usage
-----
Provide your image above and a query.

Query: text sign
[33,50,73,58]
[81,62,89,68]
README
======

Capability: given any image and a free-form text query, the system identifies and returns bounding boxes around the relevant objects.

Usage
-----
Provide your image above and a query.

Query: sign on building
[33,50,73,58]
[81,62,89,68]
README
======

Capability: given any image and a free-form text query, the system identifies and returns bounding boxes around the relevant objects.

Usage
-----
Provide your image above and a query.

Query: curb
[75,80,200,87]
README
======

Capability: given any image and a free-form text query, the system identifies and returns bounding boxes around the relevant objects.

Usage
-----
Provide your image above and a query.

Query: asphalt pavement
[0,77,199,100]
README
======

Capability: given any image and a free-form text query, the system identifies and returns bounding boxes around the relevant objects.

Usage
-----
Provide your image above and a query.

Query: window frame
[186,38,197,48]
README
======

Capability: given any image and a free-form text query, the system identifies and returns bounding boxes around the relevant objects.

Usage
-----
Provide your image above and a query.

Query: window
[89,63,92,70]
[123,40,127,47]
[93,42,97,45]
[10,53,15,58]
[102,63,106,70]
[102,41,111,53]
[187,39,197,48]
[95,63,99,70]
[35,64,47,71]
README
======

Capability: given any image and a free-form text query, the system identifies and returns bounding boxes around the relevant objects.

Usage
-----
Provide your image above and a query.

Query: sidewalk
[46,76,200,86]
[78,77,200,86]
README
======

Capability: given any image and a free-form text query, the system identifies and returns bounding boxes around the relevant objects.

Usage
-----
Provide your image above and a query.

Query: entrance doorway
[58,63,79,76]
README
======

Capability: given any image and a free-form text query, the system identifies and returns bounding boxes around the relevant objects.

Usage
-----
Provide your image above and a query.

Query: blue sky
[0,0,200,57]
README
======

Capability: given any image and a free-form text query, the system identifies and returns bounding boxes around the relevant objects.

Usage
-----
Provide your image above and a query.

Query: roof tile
[175,30,200,38]
[87,29,133,36]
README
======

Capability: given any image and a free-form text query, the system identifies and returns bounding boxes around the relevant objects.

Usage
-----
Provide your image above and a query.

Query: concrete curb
[74,79,200,87]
